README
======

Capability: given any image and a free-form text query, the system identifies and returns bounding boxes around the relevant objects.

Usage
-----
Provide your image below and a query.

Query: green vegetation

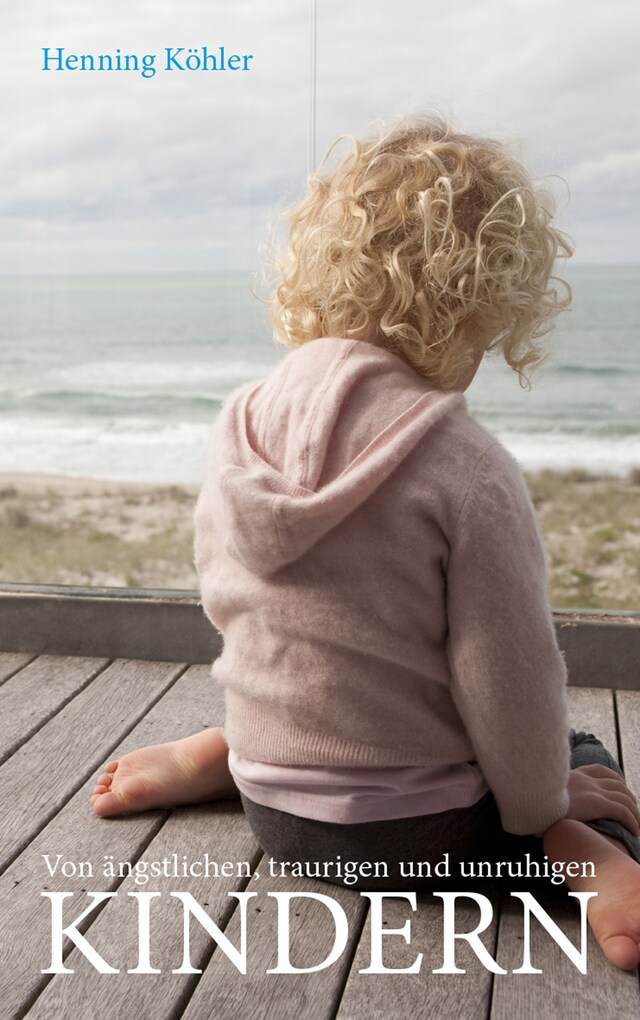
[526,468,640,611]
[1,470,639,609]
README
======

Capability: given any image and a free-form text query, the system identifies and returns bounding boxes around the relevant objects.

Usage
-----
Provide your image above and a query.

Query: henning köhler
[41,47,254,78]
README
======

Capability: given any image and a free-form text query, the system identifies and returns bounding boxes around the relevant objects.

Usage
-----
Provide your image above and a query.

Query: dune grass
[1,470,639,610]
[526,469,640,610]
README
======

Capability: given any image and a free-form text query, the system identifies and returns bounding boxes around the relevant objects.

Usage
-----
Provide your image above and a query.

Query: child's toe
[600,932,640,971]
[91,791,127,818]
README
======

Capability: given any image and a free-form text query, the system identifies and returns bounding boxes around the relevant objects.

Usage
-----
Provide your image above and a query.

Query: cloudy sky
[1,0,637,274]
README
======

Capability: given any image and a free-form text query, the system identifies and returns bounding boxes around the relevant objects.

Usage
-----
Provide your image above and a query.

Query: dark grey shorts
[240,730,640,891]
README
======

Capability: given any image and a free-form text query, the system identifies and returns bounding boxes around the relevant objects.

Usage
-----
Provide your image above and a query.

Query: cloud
[570,149,640,193]
[1,0,638,271]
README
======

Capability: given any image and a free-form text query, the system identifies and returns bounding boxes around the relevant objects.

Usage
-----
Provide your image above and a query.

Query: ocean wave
[51,358,279,389]
[554,364,638,376]
[0,269,637,482]
[0,418,213,483]
[0,416,636,482]
[494,431,640,476]
[0,388,227,418]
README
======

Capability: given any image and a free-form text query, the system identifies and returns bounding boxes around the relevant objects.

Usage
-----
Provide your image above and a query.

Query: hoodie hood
[214,337,464,575]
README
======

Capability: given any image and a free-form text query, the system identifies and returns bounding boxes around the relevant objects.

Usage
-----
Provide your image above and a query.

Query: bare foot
[90,728,238,818]
[544,818,640,971]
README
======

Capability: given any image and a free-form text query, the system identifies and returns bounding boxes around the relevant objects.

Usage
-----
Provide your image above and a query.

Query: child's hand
[563,764,640,835]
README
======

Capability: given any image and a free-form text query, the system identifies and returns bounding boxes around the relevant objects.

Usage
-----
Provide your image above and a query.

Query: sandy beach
[1,470,639,610]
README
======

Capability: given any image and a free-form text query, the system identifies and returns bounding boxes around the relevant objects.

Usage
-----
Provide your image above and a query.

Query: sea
[0,266,638,483]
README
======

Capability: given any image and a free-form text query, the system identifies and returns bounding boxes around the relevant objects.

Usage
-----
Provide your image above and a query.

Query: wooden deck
[1,650,640,1019]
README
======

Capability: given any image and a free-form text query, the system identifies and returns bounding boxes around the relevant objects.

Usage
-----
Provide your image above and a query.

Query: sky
[0,0,638,274]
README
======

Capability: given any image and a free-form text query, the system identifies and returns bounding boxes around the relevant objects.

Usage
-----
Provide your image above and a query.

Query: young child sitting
[91,115,640,971]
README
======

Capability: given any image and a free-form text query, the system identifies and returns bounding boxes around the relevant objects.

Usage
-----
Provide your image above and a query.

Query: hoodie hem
[224,692,475,768]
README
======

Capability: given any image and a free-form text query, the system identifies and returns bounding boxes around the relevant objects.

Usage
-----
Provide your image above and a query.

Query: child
[91,116,640,971]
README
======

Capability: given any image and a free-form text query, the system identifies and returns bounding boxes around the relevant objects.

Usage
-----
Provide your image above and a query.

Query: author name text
[42,46,254,78]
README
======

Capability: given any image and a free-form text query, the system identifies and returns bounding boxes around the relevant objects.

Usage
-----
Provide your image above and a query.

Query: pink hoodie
[194,336,570,835]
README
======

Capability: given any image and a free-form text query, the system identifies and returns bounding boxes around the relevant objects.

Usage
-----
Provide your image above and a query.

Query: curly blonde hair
[268,116,573,389]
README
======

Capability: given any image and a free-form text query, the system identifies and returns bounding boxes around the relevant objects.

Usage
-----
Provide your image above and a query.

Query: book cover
[1,1,639,1018]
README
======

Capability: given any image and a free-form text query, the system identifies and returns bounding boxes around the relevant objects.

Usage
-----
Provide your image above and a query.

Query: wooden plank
[336,892,497,1020]
[24,804,260,1020]
[0,587,220,664]
[1,585,638,682]
[181,869,367,1020]
[557,616,640,691]
[0,651,36,685]
[566,686,619,761]
[0,663,254,1020]
[3,668,636,1020]
[0,658,184,874]
[616,690,640,797]
[490,893,640,1020]
[0,654,110,764]
[490,686,640,1019]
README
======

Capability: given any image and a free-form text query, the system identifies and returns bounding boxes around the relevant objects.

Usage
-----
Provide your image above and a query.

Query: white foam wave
[0,417,637,483]
[0,418,213,483]
[497,430,640,476]
[52,358,279,391]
